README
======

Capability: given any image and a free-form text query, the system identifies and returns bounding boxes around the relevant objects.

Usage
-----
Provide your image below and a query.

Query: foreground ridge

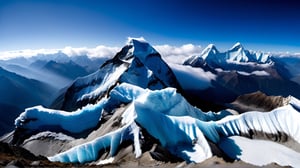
[12,83,300,167]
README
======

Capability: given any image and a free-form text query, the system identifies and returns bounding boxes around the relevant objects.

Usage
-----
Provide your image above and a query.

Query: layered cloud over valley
[0,46,120,60]
[0,43,202,64]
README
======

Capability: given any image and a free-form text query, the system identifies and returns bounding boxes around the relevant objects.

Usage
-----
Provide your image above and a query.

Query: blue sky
[0,0,299,52]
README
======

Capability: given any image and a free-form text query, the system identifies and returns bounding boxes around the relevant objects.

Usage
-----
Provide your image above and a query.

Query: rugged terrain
[1,38,300,167]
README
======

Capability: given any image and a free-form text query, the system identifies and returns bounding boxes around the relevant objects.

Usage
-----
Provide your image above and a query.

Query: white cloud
[0,46,120,60]
[154,44,202,64]
[237,70,270,76]
[169,63,215,90]
[62,46,120,58]
[0,48,59,60]
[62,46,88,57]
[0,42,202,63]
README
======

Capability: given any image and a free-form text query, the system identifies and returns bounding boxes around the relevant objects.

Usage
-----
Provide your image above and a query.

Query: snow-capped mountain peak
[53,39,180,111]
[128,38,158,63]
[226,42,248,62]
[229,42,243,51]
[201,44,218,60]
[206,44,217,51]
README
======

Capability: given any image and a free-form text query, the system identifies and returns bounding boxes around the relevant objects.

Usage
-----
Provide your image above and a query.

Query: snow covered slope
[219,136,300,167]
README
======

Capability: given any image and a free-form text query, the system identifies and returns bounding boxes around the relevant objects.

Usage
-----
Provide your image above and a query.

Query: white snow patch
[219,136,300,167]
[96,157,115,165]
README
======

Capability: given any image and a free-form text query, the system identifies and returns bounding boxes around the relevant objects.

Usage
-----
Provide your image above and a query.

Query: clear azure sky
[0,0,299,52]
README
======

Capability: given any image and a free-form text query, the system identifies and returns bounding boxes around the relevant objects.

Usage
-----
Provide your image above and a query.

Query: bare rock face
[0,141,53,167]
[229,91,290,113]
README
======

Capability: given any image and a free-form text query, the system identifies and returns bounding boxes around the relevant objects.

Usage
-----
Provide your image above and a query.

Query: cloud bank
[62,46,120,58]
[0,46,120,60]
[154,44,202,64]
[0,49,60,60]
[0,44,202,64]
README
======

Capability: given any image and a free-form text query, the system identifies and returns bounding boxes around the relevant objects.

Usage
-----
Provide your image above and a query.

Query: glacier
[16,82,300,166]
[48,122,141,163]
[47,83,222,163]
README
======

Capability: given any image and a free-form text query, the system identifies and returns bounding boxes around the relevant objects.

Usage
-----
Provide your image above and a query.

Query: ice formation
[19,82,299,165]
[15,99,107,133]
[48,122,141,163]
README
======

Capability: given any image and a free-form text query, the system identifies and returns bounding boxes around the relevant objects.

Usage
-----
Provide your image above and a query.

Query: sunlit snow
[15,99,107,133]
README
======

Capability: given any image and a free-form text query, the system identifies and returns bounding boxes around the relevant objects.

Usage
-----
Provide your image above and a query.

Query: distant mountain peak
[229,42,244,52]
[184,42,273,69]
[201,44,218,59]
[205,44,218,52]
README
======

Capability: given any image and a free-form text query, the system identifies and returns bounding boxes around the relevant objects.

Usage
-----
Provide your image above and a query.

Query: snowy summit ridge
[53,38,180,111]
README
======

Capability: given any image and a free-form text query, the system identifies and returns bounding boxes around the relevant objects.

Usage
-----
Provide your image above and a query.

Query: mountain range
[0,54,108,135]
[182,42,300,110]
[1,39,300,167]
